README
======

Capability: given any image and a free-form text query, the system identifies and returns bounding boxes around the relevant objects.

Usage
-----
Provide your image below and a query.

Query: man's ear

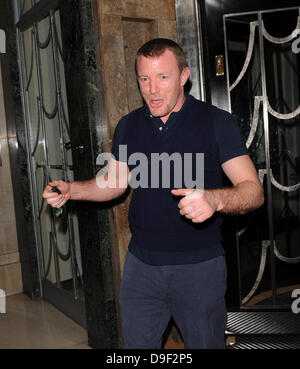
[180,67,190,86]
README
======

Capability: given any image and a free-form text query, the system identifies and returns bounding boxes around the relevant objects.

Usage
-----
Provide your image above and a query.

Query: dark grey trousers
[119,251,227,349]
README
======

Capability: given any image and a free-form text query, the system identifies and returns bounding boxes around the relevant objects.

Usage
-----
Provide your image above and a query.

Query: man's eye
[140,77,148,82]
[161,75,168,79]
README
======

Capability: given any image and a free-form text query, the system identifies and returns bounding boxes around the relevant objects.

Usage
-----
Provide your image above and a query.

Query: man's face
[136,49,190,123]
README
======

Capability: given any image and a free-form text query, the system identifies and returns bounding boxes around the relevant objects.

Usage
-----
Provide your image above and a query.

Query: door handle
[64,141,84,154]
[0,142,2,167]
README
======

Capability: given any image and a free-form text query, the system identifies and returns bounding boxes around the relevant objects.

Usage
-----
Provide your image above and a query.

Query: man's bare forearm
[207,180,264,215]
[69,177,126,202]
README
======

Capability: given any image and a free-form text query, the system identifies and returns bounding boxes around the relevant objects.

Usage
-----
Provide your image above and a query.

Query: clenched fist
[42,180,71,208]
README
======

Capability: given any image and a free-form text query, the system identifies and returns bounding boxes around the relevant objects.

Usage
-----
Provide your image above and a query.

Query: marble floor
[0,293,91,349]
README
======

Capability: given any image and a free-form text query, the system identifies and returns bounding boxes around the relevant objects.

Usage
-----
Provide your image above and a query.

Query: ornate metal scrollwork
[230,21,258,92]
[225,8,300,308]
[262,16,300,44]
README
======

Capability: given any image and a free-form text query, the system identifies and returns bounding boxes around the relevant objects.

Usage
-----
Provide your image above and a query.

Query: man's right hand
[42,180,71,208]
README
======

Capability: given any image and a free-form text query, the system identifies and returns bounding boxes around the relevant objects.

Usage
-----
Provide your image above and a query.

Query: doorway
[14,0,85,326]
[224,6,300,309]
[196,0,300,314]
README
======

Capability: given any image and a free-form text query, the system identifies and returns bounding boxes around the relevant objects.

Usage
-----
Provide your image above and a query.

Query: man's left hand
[171,188,220,223]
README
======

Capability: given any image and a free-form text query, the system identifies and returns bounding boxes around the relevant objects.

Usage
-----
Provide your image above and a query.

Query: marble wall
[93,0,178,281]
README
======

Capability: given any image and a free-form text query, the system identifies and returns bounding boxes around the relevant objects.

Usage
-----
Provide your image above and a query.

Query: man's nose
[149,80,158,94]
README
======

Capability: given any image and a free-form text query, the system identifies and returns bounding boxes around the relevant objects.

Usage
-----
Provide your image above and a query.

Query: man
[43,38,264,349]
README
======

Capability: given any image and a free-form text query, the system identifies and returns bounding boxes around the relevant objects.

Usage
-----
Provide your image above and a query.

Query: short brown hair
[135,38,188,74]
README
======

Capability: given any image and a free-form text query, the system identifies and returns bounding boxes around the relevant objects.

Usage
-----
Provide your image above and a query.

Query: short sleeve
[111,117,128,162]
[213,110,248,165]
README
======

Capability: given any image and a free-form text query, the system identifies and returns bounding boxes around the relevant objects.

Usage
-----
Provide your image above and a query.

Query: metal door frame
[175,0,206,101]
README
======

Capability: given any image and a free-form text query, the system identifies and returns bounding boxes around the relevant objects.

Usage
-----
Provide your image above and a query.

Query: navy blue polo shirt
[111,94,248,265]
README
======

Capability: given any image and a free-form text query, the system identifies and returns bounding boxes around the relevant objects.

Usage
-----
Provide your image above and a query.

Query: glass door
[14,0,85,325]
[224,6,300,309]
